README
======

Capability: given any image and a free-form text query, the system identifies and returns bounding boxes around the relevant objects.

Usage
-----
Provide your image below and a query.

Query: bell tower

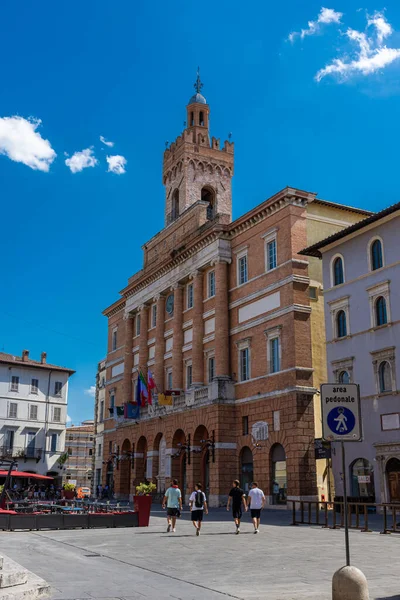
[163,70,234,226]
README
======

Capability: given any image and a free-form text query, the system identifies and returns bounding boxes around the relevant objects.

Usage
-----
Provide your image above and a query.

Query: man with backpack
[189,483,208,536]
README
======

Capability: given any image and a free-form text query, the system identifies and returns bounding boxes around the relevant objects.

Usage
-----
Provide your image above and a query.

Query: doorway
[271,444,287,505]
[240,446,253,493]
[386,458,400,502]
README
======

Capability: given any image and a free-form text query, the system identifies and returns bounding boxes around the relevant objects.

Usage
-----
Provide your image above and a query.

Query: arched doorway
[172,429,186,496]
[271,444,287,505]
[240,446,253,493]
[386,457,400,502]
[350,458,375,501]
[119,439,131,497]
[154,433,166,494]
[193,425,210,495]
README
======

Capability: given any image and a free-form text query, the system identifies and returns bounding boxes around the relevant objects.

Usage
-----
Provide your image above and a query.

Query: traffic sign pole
[341,441,350,566]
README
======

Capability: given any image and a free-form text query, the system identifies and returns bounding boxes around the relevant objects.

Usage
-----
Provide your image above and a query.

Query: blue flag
[126,402,140,420]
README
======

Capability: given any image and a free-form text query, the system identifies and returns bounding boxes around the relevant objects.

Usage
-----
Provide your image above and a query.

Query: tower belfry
[163,71,234,226]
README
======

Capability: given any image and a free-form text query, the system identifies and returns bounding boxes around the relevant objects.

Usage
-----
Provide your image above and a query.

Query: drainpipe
[43,370,53,471]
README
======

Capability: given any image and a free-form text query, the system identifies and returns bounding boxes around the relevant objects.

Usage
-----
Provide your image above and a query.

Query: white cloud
[106,154,127,174]
[316,12,400,81]
[289,7,343,41]
[66,414,72,424]
[100,135,114,148]
[65,147,98,173]
[0,116,56,172]
[84,386,96,398]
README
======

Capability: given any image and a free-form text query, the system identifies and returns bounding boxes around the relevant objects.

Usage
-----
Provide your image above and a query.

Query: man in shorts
[227,479,247,534]
[248,481,265,533]
[189,483,208,536]
[162,479,182,533]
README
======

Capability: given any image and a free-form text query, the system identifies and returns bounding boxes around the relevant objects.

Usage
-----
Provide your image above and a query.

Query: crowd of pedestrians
[162,478,265,536]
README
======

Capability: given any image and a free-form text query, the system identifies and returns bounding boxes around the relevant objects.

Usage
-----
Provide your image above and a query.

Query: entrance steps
[0,554,50,600]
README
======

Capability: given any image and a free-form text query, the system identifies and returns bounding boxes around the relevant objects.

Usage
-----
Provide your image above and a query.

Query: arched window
[172,189,179,220]
[379,361,392,393]
[333,257,344,286]
[375,296,387,326]
[338,370,350,384]
[199,111,204,126]
[336,310,347,338]
[201,187,215,220]
[190,111,194,126]
[371,239,383,271]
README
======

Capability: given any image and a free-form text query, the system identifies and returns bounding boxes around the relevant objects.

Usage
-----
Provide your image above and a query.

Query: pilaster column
[123,313,134,403]
[215,259,230,377]
[154,295,166,392]
[138,305,149,374]
[172,285,184,389]
[192,271,204,386]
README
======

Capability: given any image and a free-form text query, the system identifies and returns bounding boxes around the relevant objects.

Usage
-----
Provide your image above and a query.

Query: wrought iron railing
[0,446,42,462]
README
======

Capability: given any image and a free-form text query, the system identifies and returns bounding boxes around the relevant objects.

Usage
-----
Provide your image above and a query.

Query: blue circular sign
[327,406,356,435]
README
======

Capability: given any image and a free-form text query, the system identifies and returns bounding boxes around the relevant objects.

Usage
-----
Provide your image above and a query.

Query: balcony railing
[0,446,43,462]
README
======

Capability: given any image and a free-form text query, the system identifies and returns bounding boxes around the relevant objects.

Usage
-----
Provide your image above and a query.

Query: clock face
[166,294,174,315]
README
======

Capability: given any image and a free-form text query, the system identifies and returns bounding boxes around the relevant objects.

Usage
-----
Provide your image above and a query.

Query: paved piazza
[1,508,399,600]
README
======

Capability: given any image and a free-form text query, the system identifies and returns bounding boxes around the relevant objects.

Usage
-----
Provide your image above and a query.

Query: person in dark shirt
[227,479,247,534]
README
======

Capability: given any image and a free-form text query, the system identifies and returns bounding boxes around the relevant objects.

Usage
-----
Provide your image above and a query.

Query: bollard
[332,566,369,600]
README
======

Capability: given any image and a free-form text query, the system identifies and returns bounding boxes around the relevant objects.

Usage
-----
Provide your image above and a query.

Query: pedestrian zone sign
[320,384,362,442]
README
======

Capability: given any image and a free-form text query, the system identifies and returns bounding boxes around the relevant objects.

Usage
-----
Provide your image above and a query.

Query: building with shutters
[102,74,370,506]
[0,350,74,482]
[301,202,400,505]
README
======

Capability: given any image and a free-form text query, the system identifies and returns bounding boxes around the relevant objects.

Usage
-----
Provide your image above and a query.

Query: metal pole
[341,441,350,566]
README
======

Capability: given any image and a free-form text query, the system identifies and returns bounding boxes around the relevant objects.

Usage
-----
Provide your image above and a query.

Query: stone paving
[1,508,399,600]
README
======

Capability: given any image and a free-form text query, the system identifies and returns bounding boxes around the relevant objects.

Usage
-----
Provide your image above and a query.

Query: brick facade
[101,78,370,506]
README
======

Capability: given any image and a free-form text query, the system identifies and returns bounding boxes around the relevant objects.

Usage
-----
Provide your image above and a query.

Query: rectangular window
[187,283,194,309]
[309,286,317,300]
[31,378,39,394]
[11,376,19,392]
[89,448,93,456]
[166,369,173,390]
[112,329,117,351]
[29,405,38,420]
[135,314,141,336]
[208,271,216,298]
[26,432,36,457]
[50,433,58,453]
[8,402,17,418]
[186,364,193,389]
[53,406,61,422]
[110,393,115,410]
[99,400,104,423]
[96,468,101,486]
[54,381,62,397]
[98,443,102,457]
[151,304,157,328]
[238,255,248,285]
[242,416,249,435]
[6,430,14,450]
[270,338,280,373]
[266,239,277,271]
[208,357,215,383]
[239,348,250,382]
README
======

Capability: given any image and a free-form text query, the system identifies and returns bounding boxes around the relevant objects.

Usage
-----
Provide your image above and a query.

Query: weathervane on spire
[194,67,203,93]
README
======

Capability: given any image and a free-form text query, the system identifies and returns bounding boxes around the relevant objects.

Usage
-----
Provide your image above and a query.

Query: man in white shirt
[247,481,265,533]
[189,483,208,536]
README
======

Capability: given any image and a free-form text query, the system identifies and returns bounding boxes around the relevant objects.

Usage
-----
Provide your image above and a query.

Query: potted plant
[62,482,76,500]
[134,482,156,527]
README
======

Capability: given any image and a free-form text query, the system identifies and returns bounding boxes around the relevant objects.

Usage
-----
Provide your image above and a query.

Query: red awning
[0,471,54,480]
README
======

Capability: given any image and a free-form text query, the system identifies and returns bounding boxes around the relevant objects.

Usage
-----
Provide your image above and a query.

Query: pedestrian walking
[162,478,182,533]
[226,479,247,534]
[189,483,208,536]
[248,482,265,533]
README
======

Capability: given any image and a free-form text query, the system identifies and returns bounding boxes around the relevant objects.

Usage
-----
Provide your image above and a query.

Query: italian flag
[147,370,156,405]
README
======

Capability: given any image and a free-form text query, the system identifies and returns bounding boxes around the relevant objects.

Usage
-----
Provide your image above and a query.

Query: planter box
[35,514,64,529]
[113,513,139,528]
[62,491,75,500]
[134,496,152,527]
[88,513,114,528]
[9,514,37,530]
[63,514,89,528]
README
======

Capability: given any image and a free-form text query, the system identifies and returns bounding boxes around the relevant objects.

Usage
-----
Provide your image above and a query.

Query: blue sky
[1,0,400,424]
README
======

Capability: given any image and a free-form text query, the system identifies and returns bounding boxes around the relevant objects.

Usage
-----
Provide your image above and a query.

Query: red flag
[147,370,155,405]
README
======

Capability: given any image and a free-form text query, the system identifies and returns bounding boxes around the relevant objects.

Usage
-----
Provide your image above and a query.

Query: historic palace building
[102,75,370,506]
